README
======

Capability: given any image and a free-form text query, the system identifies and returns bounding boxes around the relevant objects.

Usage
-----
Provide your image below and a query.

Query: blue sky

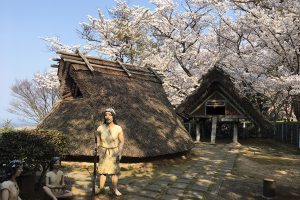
[0,0,153,127]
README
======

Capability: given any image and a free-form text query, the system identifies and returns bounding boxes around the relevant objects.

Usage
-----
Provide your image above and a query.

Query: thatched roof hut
[176,66,273,138]
[38,51,193,158]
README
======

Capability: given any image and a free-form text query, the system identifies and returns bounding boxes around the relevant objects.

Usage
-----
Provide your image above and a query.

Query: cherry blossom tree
[208,0,300,120]
[80,0,154,64]
[45,0,218,105]
[43,0,300,120]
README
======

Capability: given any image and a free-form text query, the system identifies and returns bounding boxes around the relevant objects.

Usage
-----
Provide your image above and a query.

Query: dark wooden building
[176,66,273,144]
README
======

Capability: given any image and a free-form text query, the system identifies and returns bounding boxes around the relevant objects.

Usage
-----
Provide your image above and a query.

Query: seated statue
[43,157,72,200]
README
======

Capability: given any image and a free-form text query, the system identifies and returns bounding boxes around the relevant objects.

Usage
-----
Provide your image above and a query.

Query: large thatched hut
[176,66,273,144]
[38,51,193,159]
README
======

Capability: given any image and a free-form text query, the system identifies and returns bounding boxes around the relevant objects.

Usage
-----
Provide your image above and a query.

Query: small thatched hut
[38,51,193,159]
[176,66,273,144]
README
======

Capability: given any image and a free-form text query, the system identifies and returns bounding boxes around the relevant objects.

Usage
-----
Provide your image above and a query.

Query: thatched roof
[176,66,273,135]
[38,51,194,158]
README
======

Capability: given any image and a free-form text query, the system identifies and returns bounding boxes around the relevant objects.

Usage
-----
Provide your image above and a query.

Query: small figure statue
[43,157,72,200]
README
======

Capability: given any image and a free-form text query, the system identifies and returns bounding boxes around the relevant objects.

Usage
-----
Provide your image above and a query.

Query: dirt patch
[19,139,300,200]
[219,179,261,200]
[228,139,300,200]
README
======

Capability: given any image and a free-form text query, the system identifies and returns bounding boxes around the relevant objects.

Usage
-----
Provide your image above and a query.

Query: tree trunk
[292,95,300,121]
[263,178,276,198]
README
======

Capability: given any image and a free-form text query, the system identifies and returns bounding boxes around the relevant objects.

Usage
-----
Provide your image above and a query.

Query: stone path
[68,142,238,200]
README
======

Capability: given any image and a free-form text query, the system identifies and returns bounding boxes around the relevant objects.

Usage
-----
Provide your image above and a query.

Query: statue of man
[96,108,124,196]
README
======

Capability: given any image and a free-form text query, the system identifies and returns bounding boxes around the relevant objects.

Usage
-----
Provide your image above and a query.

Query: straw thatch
[176,66,273,136]
[38,51,193,158]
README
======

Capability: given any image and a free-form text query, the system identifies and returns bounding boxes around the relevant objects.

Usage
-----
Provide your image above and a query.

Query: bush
[0,119,14,134]
[0,129,69,175]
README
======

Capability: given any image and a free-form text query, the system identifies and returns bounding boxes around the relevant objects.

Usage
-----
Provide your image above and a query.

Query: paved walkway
[68,142,238,200]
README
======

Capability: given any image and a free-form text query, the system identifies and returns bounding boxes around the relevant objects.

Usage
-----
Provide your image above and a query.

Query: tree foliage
[0,129,68,171]
[8,69,59,123]
[44,0,300,121]
[0,119,14,133]
[213,0,300,120]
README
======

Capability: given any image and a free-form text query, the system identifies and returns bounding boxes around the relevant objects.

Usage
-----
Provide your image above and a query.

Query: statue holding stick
[96,108,124,196]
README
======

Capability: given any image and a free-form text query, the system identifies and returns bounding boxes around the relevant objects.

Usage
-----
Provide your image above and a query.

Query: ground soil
[19,138,300,200]
[220,139,300,200]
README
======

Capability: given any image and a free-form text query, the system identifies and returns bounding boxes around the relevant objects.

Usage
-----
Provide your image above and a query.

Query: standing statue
[96,108,124,196]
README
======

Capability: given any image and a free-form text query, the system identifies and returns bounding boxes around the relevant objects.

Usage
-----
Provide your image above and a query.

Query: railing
[273,122,300,148]
[184,121,300,148]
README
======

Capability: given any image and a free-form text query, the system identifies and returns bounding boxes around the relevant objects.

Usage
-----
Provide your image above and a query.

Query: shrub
[0,119,14,134]
[0,129,69,176]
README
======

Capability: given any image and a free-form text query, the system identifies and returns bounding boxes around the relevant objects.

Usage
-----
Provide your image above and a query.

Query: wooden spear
[91,113,97,196]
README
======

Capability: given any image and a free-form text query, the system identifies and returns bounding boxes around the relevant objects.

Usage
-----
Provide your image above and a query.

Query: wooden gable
[189,91,246,119]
